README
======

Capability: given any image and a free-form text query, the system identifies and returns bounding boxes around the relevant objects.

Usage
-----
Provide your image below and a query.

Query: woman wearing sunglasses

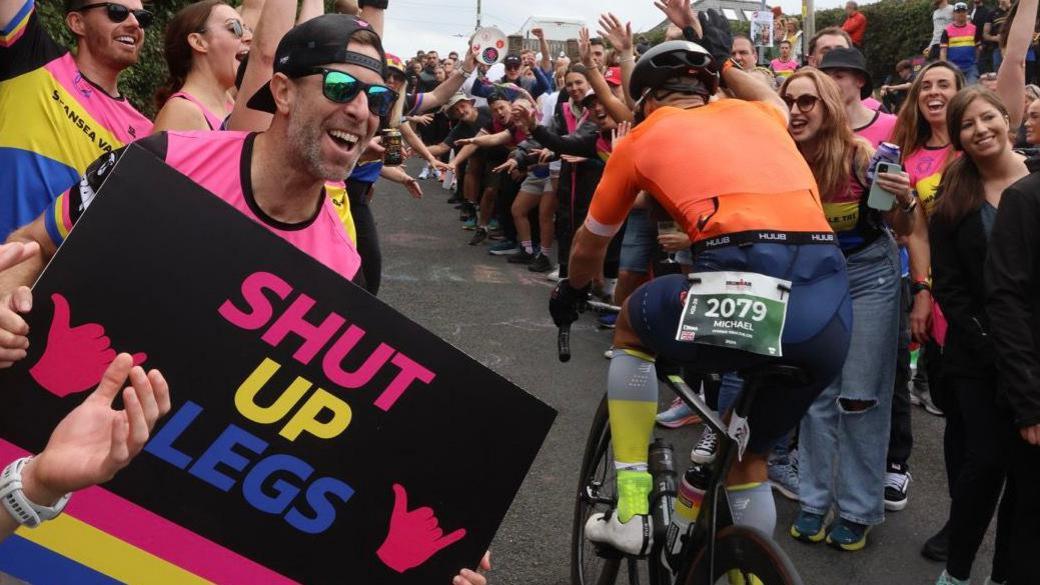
[780,68,915,552]
[153,1,252,132]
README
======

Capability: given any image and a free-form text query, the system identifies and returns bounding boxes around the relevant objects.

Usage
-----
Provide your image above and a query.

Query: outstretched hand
[611,121,632,149]
[578,27,595,69]
[695,9,734,65]
[597,13,633,53]
[654,0,696,30]
[21,353,171,505]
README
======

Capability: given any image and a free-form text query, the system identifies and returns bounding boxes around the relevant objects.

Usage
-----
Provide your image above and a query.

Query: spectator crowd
[1,1,1040,584]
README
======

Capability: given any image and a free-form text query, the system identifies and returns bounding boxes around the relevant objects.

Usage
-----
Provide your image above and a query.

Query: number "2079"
[703,297,768,322]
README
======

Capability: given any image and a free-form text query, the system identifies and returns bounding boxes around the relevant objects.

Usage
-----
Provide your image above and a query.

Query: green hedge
[815,0,942,81]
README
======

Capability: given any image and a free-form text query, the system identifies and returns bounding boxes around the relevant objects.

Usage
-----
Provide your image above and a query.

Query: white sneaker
[585,511,652,556]
[603,346,615,359]
[546,267,561,282]
[690,427,719,464]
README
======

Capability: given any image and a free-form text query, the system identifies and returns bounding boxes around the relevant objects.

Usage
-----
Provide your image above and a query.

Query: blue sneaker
[767,458,799,501]
[655,397,702,428]
[597,313,617,329]
[488,218,501,232]
[790,511,826,543]
[462,217,477,230]
[488,240,520,255]
[826,518,870,551]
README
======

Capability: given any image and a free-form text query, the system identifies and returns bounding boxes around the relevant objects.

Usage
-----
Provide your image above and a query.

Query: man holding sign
[550,5,852,556]
[0,13,497,585]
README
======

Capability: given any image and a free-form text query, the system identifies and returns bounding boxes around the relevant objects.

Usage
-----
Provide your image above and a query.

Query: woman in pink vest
[153,0,252,131]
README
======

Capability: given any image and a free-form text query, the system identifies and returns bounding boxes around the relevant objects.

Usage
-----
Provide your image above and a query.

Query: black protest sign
[0,143,556,584]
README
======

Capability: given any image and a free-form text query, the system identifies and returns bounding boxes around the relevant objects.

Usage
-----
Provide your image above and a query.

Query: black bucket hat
[818,47,873,100]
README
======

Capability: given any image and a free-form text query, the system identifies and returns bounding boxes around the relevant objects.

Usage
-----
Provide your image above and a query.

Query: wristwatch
[0,457,70,528]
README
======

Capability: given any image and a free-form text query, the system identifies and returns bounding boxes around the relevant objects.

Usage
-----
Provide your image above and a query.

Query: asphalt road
[374,164,996,585]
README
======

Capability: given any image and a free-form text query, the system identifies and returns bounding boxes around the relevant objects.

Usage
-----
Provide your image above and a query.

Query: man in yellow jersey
[550,5,852,555]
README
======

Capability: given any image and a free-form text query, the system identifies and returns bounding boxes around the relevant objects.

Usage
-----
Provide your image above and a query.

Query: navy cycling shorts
[626,243,853,453]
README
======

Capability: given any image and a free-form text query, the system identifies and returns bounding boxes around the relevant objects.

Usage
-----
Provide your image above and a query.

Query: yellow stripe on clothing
[0,68,123,168]
[17,513,212,584]
[618,348,655,362]
[607,399,658,463]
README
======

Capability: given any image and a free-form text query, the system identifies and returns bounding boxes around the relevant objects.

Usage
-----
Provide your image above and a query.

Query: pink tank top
[163,131,361,280]
[168,91,228,131]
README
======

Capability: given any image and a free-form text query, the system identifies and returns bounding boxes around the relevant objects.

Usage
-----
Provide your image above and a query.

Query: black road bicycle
[559,321,806,585]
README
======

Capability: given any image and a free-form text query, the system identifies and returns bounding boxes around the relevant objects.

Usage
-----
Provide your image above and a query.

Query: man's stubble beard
[287,104,356,182]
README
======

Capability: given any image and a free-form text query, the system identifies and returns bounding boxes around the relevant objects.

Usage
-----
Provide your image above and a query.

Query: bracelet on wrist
[901,197,919,214]
[910,280,932,296]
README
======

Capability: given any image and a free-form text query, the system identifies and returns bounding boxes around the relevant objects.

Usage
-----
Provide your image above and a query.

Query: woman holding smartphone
[929,86,1028,585]
[780,69,916,551]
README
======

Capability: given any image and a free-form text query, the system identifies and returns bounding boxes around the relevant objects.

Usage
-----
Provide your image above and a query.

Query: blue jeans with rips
[797,235,900,526]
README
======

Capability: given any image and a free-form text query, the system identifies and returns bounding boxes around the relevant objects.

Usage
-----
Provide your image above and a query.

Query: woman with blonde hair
[781,68,916,551]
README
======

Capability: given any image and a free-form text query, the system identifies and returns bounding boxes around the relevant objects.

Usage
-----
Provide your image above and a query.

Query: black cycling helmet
[629,40,718,103]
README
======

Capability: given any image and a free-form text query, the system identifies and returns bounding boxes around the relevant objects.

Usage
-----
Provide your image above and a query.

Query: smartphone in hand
[867,162,903,211]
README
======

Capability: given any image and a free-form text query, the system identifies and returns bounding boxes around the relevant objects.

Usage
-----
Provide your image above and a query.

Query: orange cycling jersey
[585,99,834,247]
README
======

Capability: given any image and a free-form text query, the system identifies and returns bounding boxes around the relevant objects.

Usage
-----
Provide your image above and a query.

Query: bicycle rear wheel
[572,395,623,585]
[684,525,804,585]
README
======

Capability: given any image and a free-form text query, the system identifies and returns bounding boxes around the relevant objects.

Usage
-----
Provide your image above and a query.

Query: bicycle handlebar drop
[558,326,572,363]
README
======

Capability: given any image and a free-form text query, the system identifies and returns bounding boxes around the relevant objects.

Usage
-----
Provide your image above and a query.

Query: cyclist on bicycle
[550,9,853,556]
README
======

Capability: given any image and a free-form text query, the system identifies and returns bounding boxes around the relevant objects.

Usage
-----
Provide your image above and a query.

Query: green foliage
[813,0,936,80]
[37,1,199,118]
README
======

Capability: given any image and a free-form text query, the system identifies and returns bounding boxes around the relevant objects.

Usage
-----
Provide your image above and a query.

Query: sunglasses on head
[199,19,250,39]
[305,68,398,117]
[782,93,820,113]
[71,2,153,28]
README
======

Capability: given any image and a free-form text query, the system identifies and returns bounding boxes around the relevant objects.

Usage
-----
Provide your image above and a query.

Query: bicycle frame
[656,370,760,584]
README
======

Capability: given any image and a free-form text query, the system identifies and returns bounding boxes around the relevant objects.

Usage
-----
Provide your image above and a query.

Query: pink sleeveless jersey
[163,131,361,280]
[855,110,898,148]
[167,91,228,131]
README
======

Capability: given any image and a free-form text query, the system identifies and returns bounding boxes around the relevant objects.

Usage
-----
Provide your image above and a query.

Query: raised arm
[533,28,552,72]
[1,0,29,29]
[296,0,324,24]
[358,0,385,37]
[579,27,634,123]
[237,0,265,32]
[997,0,1038,129]
[414,48,478,113]
[598,12,637,109]
[227,0,297,132]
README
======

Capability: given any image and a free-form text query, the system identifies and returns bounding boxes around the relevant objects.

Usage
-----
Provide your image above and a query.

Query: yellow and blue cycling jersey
[0,0,152,239]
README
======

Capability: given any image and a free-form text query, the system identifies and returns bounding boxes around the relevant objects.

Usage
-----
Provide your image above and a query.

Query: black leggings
[347,178,381,296]
[944,374,1015,582]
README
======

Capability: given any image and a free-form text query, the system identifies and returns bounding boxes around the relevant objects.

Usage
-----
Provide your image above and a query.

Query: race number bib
[675,272,791,357]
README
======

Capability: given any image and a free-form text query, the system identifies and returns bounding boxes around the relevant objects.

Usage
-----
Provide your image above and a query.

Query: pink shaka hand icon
[376,483,467,573]
[30,293,146,398]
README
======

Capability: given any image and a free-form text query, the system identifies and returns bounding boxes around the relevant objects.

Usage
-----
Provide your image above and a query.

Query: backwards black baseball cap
[247,14,387,113]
